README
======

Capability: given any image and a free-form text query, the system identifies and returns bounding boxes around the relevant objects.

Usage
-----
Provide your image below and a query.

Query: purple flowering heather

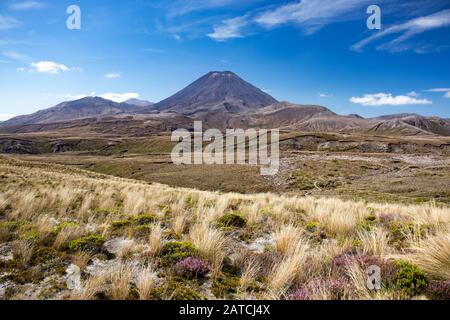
[426,280,450,300]
[175,257,210,278]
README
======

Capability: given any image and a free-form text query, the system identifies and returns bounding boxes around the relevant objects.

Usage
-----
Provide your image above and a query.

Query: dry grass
[408,230,450,279]
[189,222,227,276]
[147,224,163,257]
[136,265,156,300]
[0,158,449,301]
[267,241,309,297]
[12,240,34,268]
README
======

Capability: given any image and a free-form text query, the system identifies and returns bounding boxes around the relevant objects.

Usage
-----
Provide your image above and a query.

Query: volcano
[154,71,278,115]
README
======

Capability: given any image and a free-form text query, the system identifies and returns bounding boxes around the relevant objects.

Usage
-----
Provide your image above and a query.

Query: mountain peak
[155,71,278,114]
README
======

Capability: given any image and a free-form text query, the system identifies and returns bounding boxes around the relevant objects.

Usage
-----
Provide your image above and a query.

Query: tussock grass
[0,158,449,300]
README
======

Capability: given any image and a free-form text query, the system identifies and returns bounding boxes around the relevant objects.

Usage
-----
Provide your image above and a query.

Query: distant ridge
[1,71,449,136]
[2,97,153,126]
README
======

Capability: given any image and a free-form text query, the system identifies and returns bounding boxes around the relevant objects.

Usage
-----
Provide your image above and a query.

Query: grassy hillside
[0,157,449,300]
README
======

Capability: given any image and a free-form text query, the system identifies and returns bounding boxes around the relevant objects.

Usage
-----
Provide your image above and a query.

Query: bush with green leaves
[66,235,105,253]
[159,241,198,266]
[394,260,428,297]
[217,212,246,228]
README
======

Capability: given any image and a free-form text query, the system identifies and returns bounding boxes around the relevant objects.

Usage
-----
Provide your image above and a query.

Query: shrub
[331,252,396,286]
[394,260,428,297]
[133,214,157,225]
[425,280,450,300]
[288,287,311,300]
[175,257,210,278]
[110,214,157,230]
[211,276,240,299]
[159,241,197,266]
[110,220,133,230]
[66,235,105,253]
[217,213,247,228]
[150,281,205,300]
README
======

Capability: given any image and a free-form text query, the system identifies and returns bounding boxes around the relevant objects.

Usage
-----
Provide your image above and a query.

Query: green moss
[133,214,157,225]
[66,235,105,253]
[217,213,247,228]
[357,214,378,231]
[211,276,240,299]
[389,222,427,244]
[110,214,157,230]
[305,221,318,233]
[53,221,79,234]
[150,280,205,300]
[110,219,133,230]
[159,241,198,266]
[394,260,428,297]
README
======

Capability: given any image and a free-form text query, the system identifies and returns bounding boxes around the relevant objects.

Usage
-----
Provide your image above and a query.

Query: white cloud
[445,92,450,98]
[352,9,450,52]
[29,61,81,74]
[9,1,46,10]
[0,15,21,30]
[319,92,332,98]
[256,0,371,34]
[0,114,17,121]
[350,93,432,106]
[104,72,121,79]
[47,92,140,103]
[208,16,249,41]
[99,93,139,103]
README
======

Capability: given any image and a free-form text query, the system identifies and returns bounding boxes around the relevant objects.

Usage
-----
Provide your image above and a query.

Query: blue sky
[0,0,449,120]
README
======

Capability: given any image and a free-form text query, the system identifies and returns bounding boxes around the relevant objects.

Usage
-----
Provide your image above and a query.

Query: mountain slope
[125,98,154,108]
[367,114,450,136]
[154,71,277,114]
[2,97,152,126]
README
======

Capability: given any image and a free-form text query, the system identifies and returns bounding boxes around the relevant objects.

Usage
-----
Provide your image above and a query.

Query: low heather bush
[175,257,210,278]
[425,280,450,300]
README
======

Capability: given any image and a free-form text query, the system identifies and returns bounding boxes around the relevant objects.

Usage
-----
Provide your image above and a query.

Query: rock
[65,264,82,291]
[0,243,13,262]
[104,238,135,255]
[242,237,275,254]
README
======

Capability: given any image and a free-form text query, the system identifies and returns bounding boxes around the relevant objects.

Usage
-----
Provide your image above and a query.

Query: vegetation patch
[211,275,240,299]
[159,241,198,266]
[66,235,105,253]
[394,260,428,297]
[217,213,247,229]
[150,280,205,300]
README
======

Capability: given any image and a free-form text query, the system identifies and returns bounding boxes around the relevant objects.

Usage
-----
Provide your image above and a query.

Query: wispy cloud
[2,51,31,62]
[319,92,332,98]
[0,15,21,30]
[28,61,81,74]
[142,48,164,53]
[47,92,140,103]
[350,92,432,106]
[426,88,450,98]
[9,1,46,10]
[208,16,249,41]
[256,0,371,34]
[167,0,243,17]
[207,0,372,41]
[352,9,450,52]
[104,72,121,79]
